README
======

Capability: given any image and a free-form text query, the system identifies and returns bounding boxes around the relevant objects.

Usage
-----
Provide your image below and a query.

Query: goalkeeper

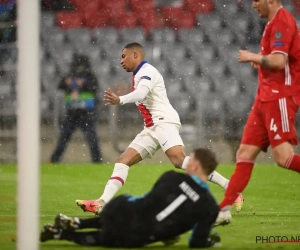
[40,147,221,248]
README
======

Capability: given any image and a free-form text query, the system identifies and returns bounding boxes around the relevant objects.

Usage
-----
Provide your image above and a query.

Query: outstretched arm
[104,85,149,106]
[238,50,287,70]
[189,209,219,248]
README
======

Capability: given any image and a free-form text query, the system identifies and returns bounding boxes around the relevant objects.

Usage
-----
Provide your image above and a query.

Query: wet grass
[1,163,300,250]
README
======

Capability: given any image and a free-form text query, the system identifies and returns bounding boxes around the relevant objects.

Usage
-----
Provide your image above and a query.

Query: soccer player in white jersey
[76,43,243,214]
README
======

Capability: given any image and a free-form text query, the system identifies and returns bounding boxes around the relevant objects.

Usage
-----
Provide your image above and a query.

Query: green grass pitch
[1,163,300,250]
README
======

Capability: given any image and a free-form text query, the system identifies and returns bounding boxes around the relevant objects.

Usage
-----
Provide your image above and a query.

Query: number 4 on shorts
[270,118,278,132]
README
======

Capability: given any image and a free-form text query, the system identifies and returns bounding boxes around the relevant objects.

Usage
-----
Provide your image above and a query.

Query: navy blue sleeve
[188,209,219,248]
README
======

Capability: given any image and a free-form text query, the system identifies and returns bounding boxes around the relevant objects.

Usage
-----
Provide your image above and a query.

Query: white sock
[98,163,129,203]
[181,156,190,170]
[208,171,229,190]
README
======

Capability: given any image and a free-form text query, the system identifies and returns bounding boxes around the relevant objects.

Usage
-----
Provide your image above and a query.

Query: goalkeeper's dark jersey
[100,171,219,248]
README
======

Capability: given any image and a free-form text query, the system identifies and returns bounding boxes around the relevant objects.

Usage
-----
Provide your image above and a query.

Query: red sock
[284,153,300,173]
[219,159,254,210]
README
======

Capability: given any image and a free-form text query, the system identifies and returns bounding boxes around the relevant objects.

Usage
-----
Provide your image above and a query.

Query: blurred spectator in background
[0,0,16,43]
[0,0,16,64]
[50,55,102,163]
[41,0,74,11]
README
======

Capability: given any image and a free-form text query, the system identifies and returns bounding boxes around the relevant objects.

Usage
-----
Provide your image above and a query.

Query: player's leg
[218,101,268,221]
[40,225,103,246]
[215,144,261,226]
[50,114,77,162]
[273,142,300,172]
[96,147,143,205]
[267,97,300,172]
[96,130,160,206]
[155,124,230,189]
[76,147,142,214]
[76,129,157,214]
[54,213,102,230]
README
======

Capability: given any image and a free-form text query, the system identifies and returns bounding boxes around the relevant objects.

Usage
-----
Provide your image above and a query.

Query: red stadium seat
[104,5,126,19]
[56,12,83,29]
[83,0,101,14]
[184,0,214,14]
[162,6,184,26]
[130,0,155,13]
[84,12,110,28]
[113,12,137,29]
[170,12,195,29]
[71,0,88,12]
[139,12,163,33]
[99,0,127,11]
[293,0,300,15]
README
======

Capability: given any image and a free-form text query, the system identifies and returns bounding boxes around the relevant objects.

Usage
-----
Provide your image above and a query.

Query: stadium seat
[41,12,56,29]
[92,28,119,44]
[0,95,17,117]
[139,12,163,33]
[198,92,225,137]
[92,60,112,80]
[196,13,224,31]
[201,60,227,87]
[66,28,91,45]
[56,12,83,29]
[171,91,196,121]
[293,0,300,15]
[130,0,155,13]
[184,75,212,93]
[214,0,239,15]
[83,0,101,13]
[161,44,187,63]
[283,1,295,14]
[99,0,127,10]
[178,28,205,44]
[50,43,75,74]
[161,6,196,29]
[188,45,216,63]
[41,59,57,77]
[119,28,146,44]
[179,60,198,76]
[0,76,12,95]
[84,45,102,63]
[101,43,124,64]
[71,0,91,12]
[112,12,138,29]
[44,27,65,46]
[184,0,214,14]
[100,0,127,22]
[151,28,176,44]
[162,6,184,27]
[172,12,195,29]
[170,60,197,77]
[84,11,110,28]
[209,28,237,48]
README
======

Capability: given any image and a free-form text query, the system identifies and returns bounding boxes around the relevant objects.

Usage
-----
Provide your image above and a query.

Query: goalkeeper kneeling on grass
[40,147,221,248]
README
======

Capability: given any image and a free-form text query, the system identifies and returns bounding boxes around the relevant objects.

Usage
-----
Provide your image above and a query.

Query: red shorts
[241,97,298,152]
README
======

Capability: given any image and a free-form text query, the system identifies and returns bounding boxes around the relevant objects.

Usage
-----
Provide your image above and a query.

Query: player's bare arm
[238,50,287,70]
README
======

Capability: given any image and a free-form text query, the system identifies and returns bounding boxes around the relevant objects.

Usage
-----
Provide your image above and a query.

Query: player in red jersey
[216,0,300,226]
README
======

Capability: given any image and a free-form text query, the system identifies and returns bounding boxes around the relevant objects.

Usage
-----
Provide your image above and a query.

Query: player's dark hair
[193,148,218,175]
[124,42,144,50]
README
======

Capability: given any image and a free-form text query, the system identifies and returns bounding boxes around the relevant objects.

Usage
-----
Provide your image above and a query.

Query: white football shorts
[129,123,184,159]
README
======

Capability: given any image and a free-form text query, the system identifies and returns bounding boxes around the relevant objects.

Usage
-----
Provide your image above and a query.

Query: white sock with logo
[181,156,190,170]
[208,171,229,190]
[98,163,129,203]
